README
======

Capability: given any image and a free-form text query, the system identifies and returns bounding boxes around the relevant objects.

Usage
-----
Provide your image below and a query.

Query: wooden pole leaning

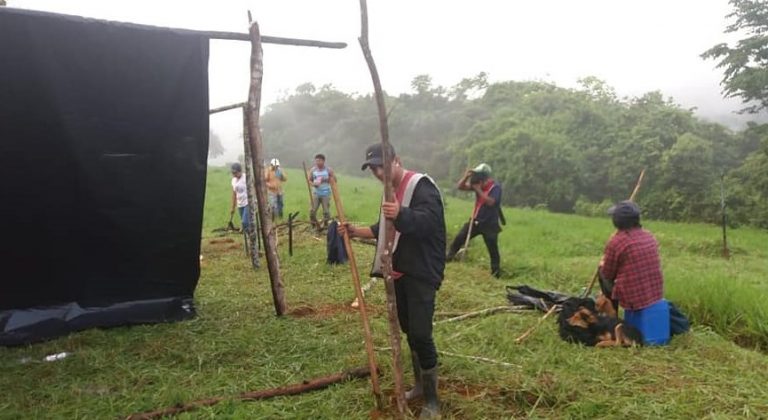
[358,0,406,414]
[329,177,383,409]
[581,169,646,298]
[246,20,285,316]
[302,161,317,229]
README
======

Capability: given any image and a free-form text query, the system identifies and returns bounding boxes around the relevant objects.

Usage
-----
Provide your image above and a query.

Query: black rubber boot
[405,351,423,400]
[420,366,440,419]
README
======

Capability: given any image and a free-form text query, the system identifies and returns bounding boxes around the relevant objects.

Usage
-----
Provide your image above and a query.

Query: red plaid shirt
[600,228,664,310]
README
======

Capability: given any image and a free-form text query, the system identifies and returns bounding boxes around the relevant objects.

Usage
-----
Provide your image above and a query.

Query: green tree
[208,130,225,159]
[702,0,768,113]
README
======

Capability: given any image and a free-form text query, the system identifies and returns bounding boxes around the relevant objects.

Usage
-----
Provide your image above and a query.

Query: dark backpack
[326,221,348,265]
[669,301,690,336]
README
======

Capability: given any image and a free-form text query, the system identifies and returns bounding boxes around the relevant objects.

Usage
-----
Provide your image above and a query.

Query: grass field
[2,166,768,419]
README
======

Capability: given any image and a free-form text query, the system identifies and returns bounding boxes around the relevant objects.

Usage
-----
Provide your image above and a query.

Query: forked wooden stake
[246,20,285,316]
[329,176,383,409]
[358,0,406,414]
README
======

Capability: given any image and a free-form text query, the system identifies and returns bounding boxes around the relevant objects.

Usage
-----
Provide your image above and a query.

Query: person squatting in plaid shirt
[598,200,664,311]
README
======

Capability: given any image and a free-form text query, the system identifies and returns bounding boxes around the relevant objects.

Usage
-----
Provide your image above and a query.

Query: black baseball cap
[361,143,396,170]
[607,200,641,218]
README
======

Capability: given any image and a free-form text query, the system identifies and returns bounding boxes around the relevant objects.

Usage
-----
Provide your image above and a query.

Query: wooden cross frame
[206,23,346,316]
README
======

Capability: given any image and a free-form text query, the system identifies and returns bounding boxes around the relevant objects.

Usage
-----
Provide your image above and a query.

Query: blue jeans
[237,205,251,231]
[269,193,285,218]
[276,194,284,218]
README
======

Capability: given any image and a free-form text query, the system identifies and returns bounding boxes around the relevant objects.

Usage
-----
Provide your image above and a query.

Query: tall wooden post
[358,0,405,414]
[720,173,730,259]
[246,20,286,316]
[329,177,383,408]
[241,106,260,269]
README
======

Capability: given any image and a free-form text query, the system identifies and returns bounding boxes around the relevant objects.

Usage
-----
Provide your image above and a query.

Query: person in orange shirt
[265,158,287,220]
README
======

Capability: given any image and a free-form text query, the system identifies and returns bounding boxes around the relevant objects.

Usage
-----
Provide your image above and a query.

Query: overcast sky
[9,0,749,162]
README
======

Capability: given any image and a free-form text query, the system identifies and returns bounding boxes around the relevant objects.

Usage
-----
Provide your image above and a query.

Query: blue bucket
[624,299,670,346]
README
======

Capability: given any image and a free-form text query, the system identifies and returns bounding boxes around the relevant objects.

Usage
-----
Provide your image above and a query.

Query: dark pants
[310,195,330,227]
[395,275,437,370]
[448,221,501,277]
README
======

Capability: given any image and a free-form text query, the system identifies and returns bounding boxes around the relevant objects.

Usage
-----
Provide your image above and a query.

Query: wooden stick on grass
[358,0,406,414]
[438,350,521,368]
[329,176,383,409]
[514,304,558,344]
[125,367,371,419]
[433,306,515,325]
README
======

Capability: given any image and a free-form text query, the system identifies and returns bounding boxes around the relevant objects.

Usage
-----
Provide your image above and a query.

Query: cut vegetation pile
[1,167,767,418]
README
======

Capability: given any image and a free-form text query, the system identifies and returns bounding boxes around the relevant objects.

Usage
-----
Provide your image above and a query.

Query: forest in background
[204,0,767,229]
[257,74,767,228]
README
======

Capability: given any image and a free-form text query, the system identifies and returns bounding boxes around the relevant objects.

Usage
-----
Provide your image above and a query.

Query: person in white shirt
[229,163,250,232]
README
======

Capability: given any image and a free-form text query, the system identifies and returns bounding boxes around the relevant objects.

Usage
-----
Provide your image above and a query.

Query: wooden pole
[358,0,406,414]
[125,366,371,419]
[209,102,247,115]
[456,216,475,261]
[241,107,260,269]
[329,177,383,409]
[246,20,285,316]
[288,212,299,257]
[582,168,646,298]
[628,169,646,202]
[302,161,316,228]
[720,173,730,259]
[201,30,347,49]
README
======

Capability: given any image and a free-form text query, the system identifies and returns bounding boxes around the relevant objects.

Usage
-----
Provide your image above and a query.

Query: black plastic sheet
[0,8,209,345]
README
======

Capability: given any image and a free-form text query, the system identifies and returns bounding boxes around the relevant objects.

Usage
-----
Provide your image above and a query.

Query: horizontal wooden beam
[209,102,246,114]
[0,8,347,49]
[201,30,347,49]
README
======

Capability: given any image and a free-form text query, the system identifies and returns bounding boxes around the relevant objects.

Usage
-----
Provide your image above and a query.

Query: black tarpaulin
[0,8,210,345]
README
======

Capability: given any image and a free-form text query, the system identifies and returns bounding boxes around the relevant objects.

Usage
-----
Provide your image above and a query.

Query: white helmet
[270,158,280,167]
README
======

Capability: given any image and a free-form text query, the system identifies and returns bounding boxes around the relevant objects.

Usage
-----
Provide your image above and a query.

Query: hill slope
[1,167,766,418]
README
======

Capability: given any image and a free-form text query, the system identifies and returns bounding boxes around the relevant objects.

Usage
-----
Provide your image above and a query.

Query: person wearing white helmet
[265,158,287,219]
[447,163,504,278]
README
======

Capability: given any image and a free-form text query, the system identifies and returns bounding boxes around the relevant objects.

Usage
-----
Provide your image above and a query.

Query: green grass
[2,167,768,419]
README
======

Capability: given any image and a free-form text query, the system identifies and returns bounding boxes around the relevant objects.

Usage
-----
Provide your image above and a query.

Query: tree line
[261,0,768,228]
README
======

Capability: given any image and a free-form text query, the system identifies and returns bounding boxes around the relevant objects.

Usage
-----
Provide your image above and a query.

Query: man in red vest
[447,163,503,278]
[340,143,445,418]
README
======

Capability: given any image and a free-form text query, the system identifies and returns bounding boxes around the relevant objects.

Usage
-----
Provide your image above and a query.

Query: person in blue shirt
[307,153,334,230]
[447,163,503,278]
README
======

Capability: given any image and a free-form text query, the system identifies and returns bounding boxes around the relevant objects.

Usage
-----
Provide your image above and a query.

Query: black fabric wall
[0,9,209,322]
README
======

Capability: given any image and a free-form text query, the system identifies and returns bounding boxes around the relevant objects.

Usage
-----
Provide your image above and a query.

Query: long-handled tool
[302,161,317,230]
[581,169,646,298]
[329,176,383,409]
[227,213,237,231]
[455,216,475,261]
